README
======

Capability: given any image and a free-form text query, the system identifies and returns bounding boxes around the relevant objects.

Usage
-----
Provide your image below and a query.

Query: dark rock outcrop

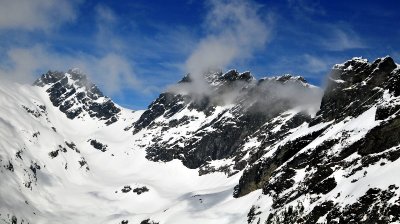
[237,57,400,223]
[312,56,398,125]
[134,70,319,173]
[89,139,108,152]
[34,69,121,125]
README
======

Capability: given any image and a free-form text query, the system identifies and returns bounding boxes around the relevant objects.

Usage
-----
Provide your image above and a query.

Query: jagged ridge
[131,70,321,172]
[34,69,121,125]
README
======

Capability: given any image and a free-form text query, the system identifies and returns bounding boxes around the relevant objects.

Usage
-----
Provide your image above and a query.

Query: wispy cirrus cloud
[287,0,325,15]
[262,53,342,81]
[279,1,367,53]
[392,51,400,62]
[94,4,125,53]
[321,27,366,51]
[303,54,331,73]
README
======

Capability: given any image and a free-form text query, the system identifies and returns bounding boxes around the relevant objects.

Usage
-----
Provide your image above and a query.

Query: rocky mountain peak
[179,70,255,85]
[33,70,121,125]
[311,56,399,125]
[34,69,100,95]
[219,70,255,82]
[131,68,321,173]
[276,74,307,83]
[178,74,192,83]
[372,56,397,74]
[258,74,309,87]
[333,56,369,70]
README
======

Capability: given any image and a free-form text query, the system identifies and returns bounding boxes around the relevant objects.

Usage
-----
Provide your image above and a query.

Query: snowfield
[0,80,260,224]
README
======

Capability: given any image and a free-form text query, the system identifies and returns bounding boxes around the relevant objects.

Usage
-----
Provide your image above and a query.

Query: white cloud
[263,53,341,79]
[0,0,78,31]
[0,45,141,96]
[182,0,273,95]
[94,4,124,52]
[186,0,273,78]
[0,45,65,83]
[85,53,140,94]
[392,51,400,63]
[303,54,330,73]
[322,28,366,51]
[0,4,147,97]
[287,0,325,15]
[95,4,117,24]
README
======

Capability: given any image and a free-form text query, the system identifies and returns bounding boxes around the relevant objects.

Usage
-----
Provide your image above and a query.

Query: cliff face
[235,57,400,223]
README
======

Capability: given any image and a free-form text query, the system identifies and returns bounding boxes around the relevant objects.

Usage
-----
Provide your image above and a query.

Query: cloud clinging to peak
[185,0,273,78]
[0,45,141,95]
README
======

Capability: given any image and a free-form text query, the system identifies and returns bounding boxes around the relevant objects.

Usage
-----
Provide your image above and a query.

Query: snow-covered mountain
[1,56,400,224]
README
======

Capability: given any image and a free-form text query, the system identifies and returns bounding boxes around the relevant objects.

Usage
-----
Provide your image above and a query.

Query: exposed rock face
[312,56,398,124]
[131,70,321,173]
[232,57,400,223]
[34,69,121,124]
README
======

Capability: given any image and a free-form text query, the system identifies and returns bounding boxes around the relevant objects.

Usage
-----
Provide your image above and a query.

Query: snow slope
[0,77,259,224]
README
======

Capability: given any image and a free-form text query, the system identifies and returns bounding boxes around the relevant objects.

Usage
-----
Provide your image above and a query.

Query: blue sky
[0,0,399,109]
